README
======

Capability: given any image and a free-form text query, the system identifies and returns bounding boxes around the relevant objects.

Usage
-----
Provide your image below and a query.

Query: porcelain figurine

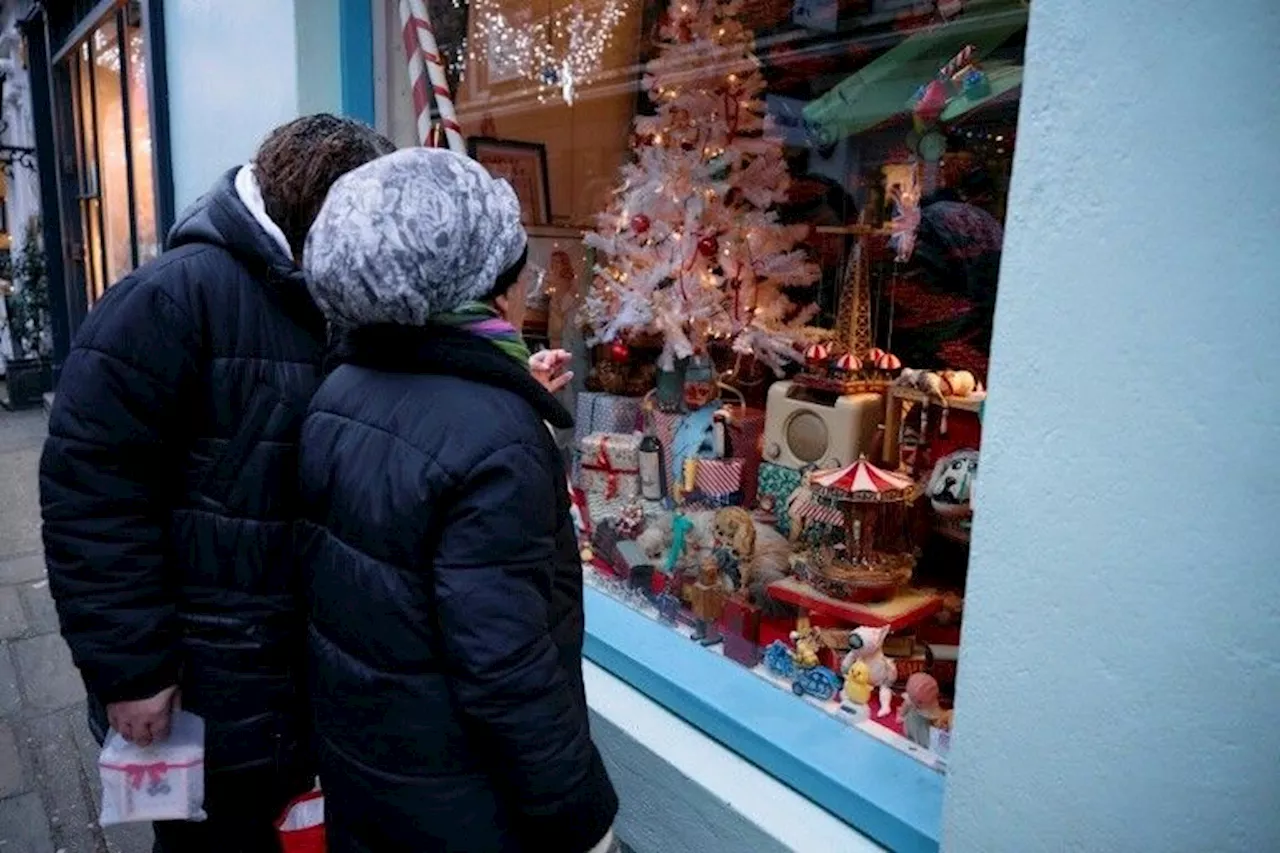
[788,626,824,670]
[840,625,898,717]
[897,672,952,747]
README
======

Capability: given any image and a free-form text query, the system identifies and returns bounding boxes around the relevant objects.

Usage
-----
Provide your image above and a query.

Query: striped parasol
[810,455,918,503]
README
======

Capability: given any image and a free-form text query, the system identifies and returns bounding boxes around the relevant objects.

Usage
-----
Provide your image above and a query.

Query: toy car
[763,640,797,679]
[792,666,843,701]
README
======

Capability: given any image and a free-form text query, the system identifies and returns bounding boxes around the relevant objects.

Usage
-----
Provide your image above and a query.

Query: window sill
[583,587,944,853]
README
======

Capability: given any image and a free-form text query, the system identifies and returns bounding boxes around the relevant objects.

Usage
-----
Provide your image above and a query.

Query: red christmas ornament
[697,235,720,257]
[630,214,651,234]
[608,341,631,363]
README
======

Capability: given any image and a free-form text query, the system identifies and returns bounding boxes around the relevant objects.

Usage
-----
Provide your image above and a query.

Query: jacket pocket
[198,381,283,509]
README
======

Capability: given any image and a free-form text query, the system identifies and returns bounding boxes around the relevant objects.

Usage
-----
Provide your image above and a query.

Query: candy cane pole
[938,44,975,81]
[401,0,466,153]
[397,0,432,145]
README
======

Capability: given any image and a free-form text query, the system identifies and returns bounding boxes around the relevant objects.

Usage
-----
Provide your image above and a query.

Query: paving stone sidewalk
[0,408,151,853]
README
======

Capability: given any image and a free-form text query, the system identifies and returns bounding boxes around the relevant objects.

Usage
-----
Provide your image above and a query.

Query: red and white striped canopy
[805,342,831,362]
[810,456,916,501]
[834,352,862,372]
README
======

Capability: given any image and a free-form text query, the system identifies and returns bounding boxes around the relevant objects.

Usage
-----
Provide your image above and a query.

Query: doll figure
[688,557,731,645]
[840,625,898,717]
[897,672,952,748]
[788,626,824,670]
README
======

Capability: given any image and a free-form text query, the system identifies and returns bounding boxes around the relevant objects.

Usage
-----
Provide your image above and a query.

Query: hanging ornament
[608,340,631,363]
[677,21,693,42]
[697,235,720,258]
[631,214,651,234]
[707,154,730,181]
[540,64,560,85]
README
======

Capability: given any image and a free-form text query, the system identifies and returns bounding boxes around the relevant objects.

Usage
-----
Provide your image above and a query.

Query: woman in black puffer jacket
[297,148,618,853]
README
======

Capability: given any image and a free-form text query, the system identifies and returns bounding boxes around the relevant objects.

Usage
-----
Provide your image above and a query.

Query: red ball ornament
[630,214,651,234]
[608,341,631,363]
[697,235,720,258]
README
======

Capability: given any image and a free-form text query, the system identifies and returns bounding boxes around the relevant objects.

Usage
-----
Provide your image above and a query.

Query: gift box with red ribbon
[579,433,642,501]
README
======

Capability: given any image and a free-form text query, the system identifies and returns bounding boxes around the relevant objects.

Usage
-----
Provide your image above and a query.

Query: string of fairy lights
[450,0,628,104]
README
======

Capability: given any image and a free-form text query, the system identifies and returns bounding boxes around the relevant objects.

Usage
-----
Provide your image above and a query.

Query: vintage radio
[762,381,884,471]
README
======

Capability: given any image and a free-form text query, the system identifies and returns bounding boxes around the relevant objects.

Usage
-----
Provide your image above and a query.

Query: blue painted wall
[164,0,301,212]
[944,1,1280,851]
[338,0,376,125]
[297,0,343,116]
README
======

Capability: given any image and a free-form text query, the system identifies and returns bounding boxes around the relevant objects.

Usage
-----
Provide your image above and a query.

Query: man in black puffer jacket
[39,115,395,852]
[298,148,618,852]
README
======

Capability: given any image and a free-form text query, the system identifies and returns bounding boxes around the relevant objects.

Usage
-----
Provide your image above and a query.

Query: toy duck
[842,660,873,705]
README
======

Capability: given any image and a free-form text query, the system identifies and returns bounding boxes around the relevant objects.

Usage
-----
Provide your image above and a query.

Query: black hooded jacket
[299,325,619,853]
[40,168,323,784]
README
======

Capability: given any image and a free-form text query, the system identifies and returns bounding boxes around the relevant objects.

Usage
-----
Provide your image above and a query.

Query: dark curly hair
[254,114,397,259]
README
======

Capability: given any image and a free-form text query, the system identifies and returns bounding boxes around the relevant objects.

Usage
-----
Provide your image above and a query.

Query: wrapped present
[649,409,684,494]
[684,458,745,509]
[575,392,644,445]
[756,462,803,536]
[718,405,766,506]
[722,597,761,642]
[580,433,642,501]
[723,633,761,668]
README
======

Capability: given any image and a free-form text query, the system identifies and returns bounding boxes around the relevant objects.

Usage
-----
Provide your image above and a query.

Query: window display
[384,0,1026,777]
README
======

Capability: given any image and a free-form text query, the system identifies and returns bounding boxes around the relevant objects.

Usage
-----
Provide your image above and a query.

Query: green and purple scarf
[431,301,531,367]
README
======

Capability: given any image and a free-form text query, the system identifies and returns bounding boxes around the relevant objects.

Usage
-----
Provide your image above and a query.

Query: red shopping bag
[277,790,325,853]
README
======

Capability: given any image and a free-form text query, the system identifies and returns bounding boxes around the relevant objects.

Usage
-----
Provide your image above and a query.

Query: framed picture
[518,227,589,345]
[467,137,552,225]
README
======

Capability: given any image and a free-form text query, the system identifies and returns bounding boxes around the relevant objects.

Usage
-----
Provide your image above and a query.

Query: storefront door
[50,0,159,321]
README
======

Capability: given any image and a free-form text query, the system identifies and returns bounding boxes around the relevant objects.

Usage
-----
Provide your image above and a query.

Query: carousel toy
[791,456,922,602]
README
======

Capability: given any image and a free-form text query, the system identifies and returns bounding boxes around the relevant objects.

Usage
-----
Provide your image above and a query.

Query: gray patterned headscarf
[303,147,527,327]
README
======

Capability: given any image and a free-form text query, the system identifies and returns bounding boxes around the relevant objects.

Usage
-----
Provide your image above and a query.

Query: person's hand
[107,685,180,747]
[530,349,574,394]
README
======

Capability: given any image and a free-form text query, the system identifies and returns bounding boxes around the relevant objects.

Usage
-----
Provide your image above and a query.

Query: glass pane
[384,0,1028,773]
[76,44,96,198]
[76,47,105,303]
[91,16,132,288]
[125,6,159,264]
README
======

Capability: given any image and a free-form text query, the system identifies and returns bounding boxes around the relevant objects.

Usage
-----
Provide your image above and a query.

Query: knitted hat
[303,147,527,328]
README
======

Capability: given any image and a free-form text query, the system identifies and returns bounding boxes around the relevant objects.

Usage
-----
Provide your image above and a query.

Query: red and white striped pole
[397,0,465,154]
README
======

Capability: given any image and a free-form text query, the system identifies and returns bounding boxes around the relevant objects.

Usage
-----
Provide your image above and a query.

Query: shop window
[55,0,158,308]
[383,0,1025,836]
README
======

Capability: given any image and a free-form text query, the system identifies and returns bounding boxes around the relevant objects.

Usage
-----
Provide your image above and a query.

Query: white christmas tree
[583,0,821,372]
